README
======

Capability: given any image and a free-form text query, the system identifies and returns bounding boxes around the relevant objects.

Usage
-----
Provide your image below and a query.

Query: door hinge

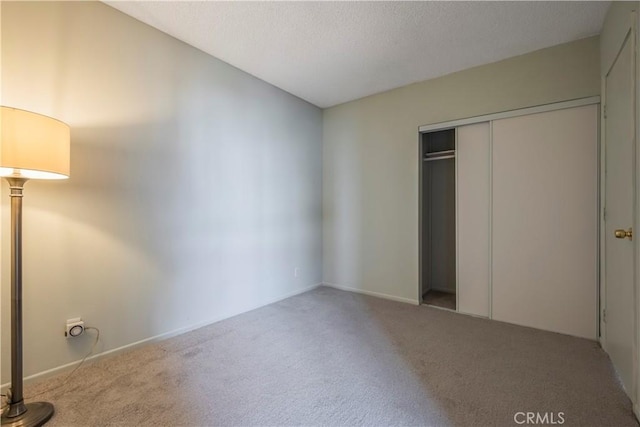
[604,105,607,119]
[603,207,607,221]
[603,309,607,323]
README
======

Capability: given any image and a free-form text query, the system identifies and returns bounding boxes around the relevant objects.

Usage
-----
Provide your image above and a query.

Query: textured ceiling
[105,1,610,108]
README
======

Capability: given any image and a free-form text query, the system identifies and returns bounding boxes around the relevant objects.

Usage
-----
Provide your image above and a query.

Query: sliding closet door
[457,123,490,317]
[492,105,598,339]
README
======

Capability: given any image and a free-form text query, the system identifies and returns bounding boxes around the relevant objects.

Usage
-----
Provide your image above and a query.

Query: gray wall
[323,36,601,303]
[1,1,322,381]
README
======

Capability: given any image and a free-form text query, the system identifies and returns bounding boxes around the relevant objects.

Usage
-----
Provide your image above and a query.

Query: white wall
[323,36,601,303]
[0,1,322,382]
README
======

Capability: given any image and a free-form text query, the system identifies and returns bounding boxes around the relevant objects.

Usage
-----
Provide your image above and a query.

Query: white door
[604,28,636,399]
[492,105,598,339]
[457,122,490,317]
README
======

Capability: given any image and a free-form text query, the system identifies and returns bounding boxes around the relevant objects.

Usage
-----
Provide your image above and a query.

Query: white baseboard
[1,282,322,391]
[322,282,419,305]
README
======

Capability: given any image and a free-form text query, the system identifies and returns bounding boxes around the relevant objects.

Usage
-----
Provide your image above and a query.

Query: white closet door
[492,105,598,339]
[457,122,491,317]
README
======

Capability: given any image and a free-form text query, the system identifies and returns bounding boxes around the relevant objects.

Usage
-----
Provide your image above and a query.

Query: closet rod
[423,154,455,162]
[424,149,455,158]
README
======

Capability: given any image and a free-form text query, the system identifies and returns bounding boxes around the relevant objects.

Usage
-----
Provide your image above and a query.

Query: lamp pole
[2,177,54,427]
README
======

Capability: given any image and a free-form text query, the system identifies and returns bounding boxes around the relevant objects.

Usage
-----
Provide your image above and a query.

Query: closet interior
[420,128,456,310]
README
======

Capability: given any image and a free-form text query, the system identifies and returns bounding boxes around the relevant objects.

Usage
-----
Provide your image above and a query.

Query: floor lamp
[0,107,70,427]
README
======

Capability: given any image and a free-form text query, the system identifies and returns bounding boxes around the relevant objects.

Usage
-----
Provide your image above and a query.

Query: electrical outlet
[65,317,84,338]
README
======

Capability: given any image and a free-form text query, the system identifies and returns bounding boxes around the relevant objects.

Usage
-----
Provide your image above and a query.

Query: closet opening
[420,128,456,311]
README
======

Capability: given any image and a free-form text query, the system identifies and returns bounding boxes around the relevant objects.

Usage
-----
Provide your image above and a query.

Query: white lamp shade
[1,106,70,180]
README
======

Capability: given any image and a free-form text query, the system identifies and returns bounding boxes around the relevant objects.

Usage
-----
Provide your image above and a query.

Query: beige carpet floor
[22,286,638,426]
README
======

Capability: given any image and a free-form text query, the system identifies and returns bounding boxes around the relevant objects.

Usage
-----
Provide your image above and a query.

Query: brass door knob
[614,228,633,240]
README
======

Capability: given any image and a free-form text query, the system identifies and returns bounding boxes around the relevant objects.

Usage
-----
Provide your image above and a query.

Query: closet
[418,99,598,339]
[421,129,456,310]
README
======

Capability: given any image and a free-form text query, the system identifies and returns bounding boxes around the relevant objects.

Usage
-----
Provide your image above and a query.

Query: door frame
[634,10,640,418]
[600,10,639,416]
